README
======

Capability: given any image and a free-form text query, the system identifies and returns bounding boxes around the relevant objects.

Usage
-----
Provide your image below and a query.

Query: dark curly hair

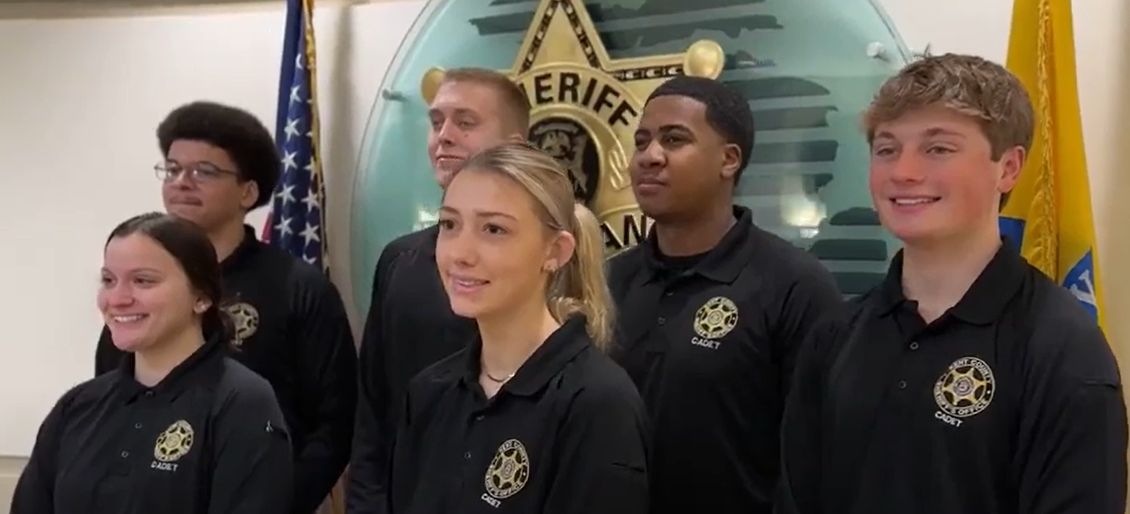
[646,76,755,184]
[157,101,280,211]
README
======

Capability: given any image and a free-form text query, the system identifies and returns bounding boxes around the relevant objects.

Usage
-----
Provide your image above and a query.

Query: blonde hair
[458,142,615,351]
[863,53,1034,159]
[440,67,531,133]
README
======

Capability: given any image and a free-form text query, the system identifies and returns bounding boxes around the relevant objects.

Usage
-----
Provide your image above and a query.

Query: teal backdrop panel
[350,0,913,315]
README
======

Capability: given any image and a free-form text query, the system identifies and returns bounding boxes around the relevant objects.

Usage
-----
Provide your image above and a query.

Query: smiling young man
[93,101,358,514]
[345,68,530,514]
[777,54,1128,514]
[606,76,842,514]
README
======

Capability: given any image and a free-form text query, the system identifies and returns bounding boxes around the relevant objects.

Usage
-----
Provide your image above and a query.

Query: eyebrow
[100,267,163,275]
[873,127,967,140]
[438,206,518,220]
[638,123,692,134]
[428,107,479,119]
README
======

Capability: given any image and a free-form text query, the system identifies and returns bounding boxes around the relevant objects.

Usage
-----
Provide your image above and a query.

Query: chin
[448,299,487,319]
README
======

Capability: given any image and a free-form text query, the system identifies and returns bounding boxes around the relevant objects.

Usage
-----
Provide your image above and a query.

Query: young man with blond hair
[777,54,1127,514]
[345,67,530,514]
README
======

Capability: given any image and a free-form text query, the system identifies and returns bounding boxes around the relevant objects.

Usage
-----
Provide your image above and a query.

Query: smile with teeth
[111,314,148,323]
[454,278,488,287]
[892,197,939,205]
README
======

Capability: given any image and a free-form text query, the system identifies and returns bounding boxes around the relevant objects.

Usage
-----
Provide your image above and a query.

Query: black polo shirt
[13,336,292,514]
[347,225,479,514]
[777,244,1128,514]
[93,225,357,514]
[387,316,649,514]
[607,206,843,514]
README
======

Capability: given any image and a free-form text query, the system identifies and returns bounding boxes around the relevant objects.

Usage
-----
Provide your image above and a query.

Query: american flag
[262,0,329,273]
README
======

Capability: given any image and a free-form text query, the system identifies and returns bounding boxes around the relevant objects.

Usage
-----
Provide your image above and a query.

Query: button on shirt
[607,206,843,514]
[94,226,357,514]
[387,317,649,514]
[13,336,293,514]
[778,244,1128,514]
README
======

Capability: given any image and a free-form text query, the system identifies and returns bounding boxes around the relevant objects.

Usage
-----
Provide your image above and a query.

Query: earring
[543,263,557,273]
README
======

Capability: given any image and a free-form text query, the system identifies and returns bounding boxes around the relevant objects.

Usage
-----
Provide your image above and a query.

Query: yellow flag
[1001,0,1104,331]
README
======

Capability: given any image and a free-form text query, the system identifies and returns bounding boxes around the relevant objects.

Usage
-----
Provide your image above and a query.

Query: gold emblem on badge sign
[693,296,739,340]
[933,356,995,418]
[421,0,724,255]
[484,438,531,500]
[223,301,260,347]
[154,420,195,462]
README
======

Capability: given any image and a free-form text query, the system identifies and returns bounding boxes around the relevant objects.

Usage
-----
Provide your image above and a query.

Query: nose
[168,169,195,189]
[436,120,458,146]
[100,283,136,310]
[634,140,665,170]
[441,226,479,269]
[888,151,927,183]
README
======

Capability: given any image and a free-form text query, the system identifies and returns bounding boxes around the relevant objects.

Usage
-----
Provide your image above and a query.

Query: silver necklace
[484,370,516,384]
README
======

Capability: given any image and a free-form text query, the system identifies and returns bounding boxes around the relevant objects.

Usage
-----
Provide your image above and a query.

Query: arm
[773,268,843,399]
[1017,318,1128,514]
[346,248,400,514]
[10,391,73,513]
[776,320,837,514]
[544,380,650,514]
[292,273,359,514]
[94,324,125,376]
[207,383,295,514]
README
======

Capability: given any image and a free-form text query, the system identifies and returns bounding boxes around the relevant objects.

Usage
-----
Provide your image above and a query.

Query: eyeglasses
[155,162,239,183]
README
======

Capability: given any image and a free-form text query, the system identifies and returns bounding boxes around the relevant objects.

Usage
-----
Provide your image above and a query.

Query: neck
[134,326,206,387]
[477,298,559,380]
[654,202,735,256]
[209,220,247,262]
[901,226,1001,322]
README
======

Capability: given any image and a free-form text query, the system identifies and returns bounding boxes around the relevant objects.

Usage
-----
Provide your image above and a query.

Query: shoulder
[606,245,645,285]
[212,358,283,414]
[381,226,437,269]
[558,347,645,417]
[749,228,836,287]
[1024,271,1119,385]
[406,349,466,400]
[52,373,116,415]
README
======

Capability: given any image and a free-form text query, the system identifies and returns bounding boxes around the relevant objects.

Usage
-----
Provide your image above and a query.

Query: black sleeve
[1016,317,1128,514]
[773,268,843,399]
[291,273,358,514]
[543,381,650,514]
[776,319,838,514]
[207,383,295,514]
[94,325,125,376]
[346,247,401,514]
[10,390,74,514]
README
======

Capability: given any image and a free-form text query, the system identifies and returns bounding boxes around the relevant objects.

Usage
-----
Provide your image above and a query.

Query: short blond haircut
[863,53,1034,160]
[459,142,614,351]
[441,68,531,133]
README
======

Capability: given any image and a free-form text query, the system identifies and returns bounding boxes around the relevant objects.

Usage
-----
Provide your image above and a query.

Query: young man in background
[94,101,358,514]
[778,54,1127,514]
[345,68,530,514]
[607,76,843,514]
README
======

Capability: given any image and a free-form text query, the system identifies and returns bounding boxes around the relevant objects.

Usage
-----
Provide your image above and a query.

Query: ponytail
[548,203,615,351]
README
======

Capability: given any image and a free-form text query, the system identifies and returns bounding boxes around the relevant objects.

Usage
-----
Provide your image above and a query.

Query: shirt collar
[115,332,226,402]
[640,205,757,284]
[220,225,263,274]
[876,239,1027,325]
[461,316,590,397]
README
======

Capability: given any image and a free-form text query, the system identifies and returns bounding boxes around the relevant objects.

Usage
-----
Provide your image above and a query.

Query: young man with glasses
[94,101,358,514]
